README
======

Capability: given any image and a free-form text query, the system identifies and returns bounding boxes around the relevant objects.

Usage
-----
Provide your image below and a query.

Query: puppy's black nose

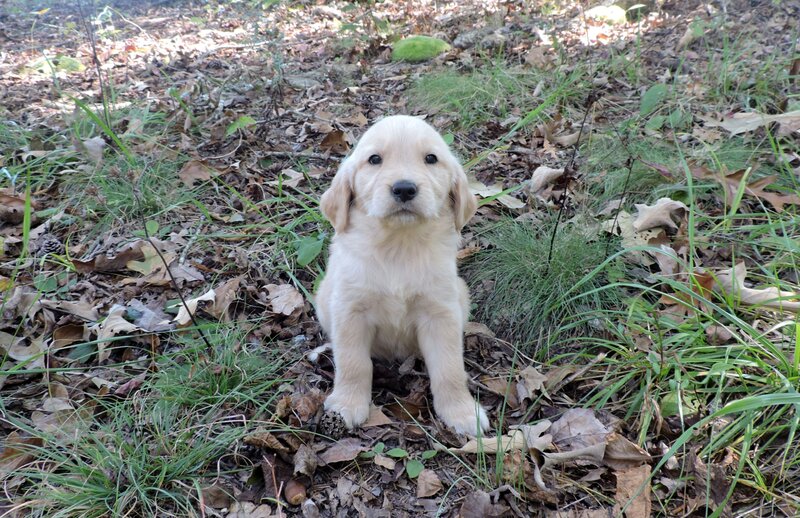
[391,180,417,202]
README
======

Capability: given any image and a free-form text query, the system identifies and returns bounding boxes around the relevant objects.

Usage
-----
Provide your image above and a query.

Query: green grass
[410,64,543,129]
[463,215,624,356]
[584,133,679,204]
[3,326,293,517]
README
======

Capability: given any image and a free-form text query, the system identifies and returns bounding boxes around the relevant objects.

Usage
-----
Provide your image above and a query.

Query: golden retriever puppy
[315,115,489,436]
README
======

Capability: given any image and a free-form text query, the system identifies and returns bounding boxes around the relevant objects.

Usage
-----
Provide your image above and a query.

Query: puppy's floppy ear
[320,158,355,233]
[450,160,478,231]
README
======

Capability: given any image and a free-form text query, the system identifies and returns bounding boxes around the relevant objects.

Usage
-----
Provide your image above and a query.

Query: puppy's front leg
[324,316,374,429]
[416,311,489,436]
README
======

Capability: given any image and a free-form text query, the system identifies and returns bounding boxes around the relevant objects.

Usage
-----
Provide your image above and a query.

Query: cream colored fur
[315,115,489,436]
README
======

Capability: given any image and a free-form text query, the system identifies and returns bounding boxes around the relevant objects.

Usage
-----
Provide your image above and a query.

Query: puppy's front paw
[438,399,490,436]
[324,389,370,430]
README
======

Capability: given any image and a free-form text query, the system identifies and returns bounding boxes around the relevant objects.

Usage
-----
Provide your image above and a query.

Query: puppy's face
[321,115,476,232]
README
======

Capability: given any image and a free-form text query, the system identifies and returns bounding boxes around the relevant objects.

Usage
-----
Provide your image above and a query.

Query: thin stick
[545,93,598,271]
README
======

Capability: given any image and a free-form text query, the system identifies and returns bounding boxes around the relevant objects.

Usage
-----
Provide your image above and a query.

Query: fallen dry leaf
[72,241,147,273]
[77,136,106,164]
[703,110,800,136]
[633,198,688,231]
[602,211,662,266]
[319,438,366,464]
[210,276,241,321]
[469,180,525,210]
[416,469,443,498]
[613,464,652,518]
[265,284,304,316]
[715,262,800,313]
[51,323,87,350]
[529,166,565,194]
[179,160,219,186]
[374,454,396,470]
[362,405,393,427]
[0,432,43,474]
[458,489,509,518]
[550,408,610,450]
[464,321,495,337]
[90,304,142,362]
[6,337,46,369]
[603,432,652,470]
[692,167,800,213]
[40,299,99,321]
[126,244,175,276]
[173,288,216,326]
[515,420,553,453]
[267,168,305,189]
[450,429,526,454]
[227,502,274,518]
[200,484,233,509]
[292,444,318,477]
[0,191,29,224]
[319,129,351,155]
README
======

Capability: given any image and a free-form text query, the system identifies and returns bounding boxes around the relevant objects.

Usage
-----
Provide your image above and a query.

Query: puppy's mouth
[387,204,421,221]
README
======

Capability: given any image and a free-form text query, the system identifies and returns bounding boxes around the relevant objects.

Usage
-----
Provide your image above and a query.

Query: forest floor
[1,0,799,516]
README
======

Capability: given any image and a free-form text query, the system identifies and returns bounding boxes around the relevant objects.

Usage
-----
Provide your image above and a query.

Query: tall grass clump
[464,217,623,356]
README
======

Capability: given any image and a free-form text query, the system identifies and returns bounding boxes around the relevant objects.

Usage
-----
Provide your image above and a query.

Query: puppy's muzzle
[391,180,417,203]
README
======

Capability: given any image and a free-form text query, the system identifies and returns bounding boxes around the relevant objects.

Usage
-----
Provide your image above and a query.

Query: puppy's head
[320,115,477,233]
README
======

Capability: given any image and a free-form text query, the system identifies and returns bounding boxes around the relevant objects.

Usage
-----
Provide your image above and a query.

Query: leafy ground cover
[1,0,799,516]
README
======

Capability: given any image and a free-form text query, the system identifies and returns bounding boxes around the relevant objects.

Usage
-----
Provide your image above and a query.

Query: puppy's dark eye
[368,154,382,165]
[425,154,438,164]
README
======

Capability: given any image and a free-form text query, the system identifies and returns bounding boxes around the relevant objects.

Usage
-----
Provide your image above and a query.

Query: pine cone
[33,234,64,257]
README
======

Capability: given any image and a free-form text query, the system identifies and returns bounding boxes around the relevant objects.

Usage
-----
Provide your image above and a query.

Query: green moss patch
[391,35,451,63]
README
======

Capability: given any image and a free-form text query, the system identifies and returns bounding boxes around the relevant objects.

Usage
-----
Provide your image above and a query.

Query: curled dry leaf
[293,444,318,477]
[517,365,547,400]
[416,469,443,498]
[603,432,652,470]
[319,129,351,155]
[173,288,215,326]
[90,304,142,362]
[50,324,89,351]
[529,166,565,194]
[602,211,662,266]
[266,284,304,316]
[691,167,800,213]
[633,198,688,231]
[715,262,800,313]
[210,276,241,321]
[7,337,46,369]
[0,191,30,224]
[77,136,106,164]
